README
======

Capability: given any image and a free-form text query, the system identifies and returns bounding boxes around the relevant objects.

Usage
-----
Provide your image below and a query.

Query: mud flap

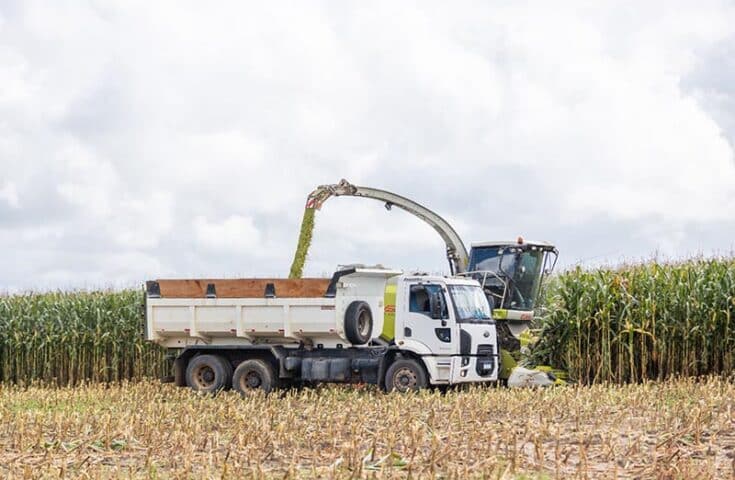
[173,357,187,387]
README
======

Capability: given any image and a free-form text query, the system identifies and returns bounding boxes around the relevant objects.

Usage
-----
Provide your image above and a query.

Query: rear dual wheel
[185,355,277,395]
[185,354,233,393]
[232,359,276,395]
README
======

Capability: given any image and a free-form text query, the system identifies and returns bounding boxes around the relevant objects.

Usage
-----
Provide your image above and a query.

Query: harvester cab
[460,237,564,386]
[460,239,558,356]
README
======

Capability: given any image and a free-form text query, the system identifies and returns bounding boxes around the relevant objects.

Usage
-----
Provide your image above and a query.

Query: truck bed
[144,268,401,349]
[151,278,332,298]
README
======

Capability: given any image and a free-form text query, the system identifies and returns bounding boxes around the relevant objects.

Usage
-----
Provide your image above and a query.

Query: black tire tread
[232,359,276,395]
[185,354,229,393]
[216,355,234,389]
[385,358,429,392]
[344,300,373,345]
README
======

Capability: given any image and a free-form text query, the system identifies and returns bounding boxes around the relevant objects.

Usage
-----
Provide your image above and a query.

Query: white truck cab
[382,275,498,386]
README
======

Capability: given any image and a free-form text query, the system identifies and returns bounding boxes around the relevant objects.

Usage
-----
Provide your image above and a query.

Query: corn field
[1,378,733,479]
[531,257,735,384]
[0,290,166,385]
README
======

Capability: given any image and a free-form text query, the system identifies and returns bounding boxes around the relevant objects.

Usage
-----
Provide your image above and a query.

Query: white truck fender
[395,339,441,383]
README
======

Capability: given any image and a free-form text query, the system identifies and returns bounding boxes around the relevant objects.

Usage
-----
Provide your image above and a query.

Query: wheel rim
[193,365,216,389]
[240,370,262,390]
[357,310,371,337]
[393,367,418,391]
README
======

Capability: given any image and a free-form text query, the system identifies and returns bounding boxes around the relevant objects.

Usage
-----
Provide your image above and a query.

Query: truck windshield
[448,285,492,323]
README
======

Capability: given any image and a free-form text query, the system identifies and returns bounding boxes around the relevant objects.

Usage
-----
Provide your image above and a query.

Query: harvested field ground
[1,378,733,479]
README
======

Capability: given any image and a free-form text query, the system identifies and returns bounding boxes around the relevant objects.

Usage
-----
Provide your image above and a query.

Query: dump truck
[145,266,499,393]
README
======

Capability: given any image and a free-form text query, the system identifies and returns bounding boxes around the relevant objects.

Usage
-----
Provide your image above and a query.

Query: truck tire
[344,301,373,345]
[185,354,230,393]
[217,356,234,389]
[232,359,276,395]
[385,358,428,392]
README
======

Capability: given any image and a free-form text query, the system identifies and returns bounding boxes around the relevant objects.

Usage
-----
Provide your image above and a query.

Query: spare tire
[344,301,373,345]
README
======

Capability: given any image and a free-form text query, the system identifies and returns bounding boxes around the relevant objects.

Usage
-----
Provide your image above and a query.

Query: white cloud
[193,215,262,252]
[111,192,174,250]
[0,0,734,290]
[0,182,19,208]
[56,146,118,218]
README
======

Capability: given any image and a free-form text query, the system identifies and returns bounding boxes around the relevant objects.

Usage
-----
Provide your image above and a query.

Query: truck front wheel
[385,358,428,392]
[185,354,231,393]
[233,359,276,395]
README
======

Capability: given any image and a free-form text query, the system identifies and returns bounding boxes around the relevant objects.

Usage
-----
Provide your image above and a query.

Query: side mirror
[430,292,444,319]
[544,251,559,275]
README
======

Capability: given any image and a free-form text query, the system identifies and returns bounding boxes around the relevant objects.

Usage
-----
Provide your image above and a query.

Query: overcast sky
[1,1,735,291]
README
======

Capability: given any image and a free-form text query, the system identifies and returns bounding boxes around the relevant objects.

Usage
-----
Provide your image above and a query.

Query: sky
[1,1,735,292]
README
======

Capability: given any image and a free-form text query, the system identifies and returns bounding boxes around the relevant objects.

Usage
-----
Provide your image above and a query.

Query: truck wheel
[233,360,276,395]
[385,358,428,392]
[217,356,234,389]
[344,301,373,345]
[185,354,230,393]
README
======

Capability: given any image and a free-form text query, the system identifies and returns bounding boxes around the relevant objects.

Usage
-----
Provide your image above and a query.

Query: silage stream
[288,207,316,279]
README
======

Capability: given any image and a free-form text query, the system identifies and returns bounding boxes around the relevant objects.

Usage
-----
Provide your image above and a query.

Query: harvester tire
[233,359,276,395]
[344,301,373,345]
[185,354,230,394]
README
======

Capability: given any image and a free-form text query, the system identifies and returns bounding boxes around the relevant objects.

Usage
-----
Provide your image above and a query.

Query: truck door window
[409,285,448,319]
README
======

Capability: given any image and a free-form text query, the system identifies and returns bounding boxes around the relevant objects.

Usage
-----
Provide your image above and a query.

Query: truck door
[403,283,455,355]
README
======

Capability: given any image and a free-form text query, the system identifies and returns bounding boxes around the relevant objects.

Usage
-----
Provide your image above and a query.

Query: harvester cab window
[409,284,448,319]
[469,246,546,311]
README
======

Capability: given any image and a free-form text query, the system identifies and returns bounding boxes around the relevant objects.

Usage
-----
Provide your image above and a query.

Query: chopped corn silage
[288,207,316,279]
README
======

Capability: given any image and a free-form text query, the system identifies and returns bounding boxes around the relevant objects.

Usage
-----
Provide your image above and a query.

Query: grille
[477,344,495,356]
[476,344,496,376]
